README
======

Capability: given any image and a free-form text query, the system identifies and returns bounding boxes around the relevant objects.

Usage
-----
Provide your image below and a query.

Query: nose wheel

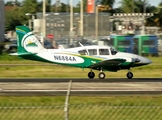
[127,71,133,79]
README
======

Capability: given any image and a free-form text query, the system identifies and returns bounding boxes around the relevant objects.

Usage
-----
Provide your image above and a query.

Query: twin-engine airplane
[11,26,152,79]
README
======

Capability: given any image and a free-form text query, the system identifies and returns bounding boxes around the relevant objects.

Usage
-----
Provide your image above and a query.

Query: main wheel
[98,72,106,79]
[88,72,95,79]
[127,72,133,79]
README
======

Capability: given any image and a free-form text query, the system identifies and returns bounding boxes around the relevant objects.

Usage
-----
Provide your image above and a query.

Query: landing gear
[88,69,106,79]
[126,71,133,79]
[98,72,106,79]
[88,71,95,79]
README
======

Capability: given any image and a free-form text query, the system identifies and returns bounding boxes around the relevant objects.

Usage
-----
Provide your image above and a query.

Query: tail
[13,26,45,55]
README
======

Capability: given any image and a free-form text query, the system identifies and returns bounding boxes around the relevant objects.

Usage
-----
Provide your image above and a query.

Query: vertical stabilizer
[16,26,45,54]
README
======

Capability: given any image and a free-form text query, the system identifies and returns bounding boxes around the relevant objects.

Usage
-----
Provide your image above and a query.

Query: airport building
[34,12,110,40]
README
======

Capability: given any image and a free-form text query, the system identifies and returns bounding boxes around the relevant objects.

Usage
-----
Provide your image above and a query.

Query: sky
[4,0,162,8]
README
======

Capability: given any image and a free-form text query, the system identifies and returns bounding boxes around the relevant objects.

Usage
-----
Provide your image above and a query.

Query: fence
[0,103,162,120]
[36,12,110,40]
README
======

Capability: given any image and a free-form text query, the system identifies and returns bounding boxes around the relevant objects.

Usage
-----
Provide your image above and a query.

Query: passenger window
[99,49,109,55]
[88,49,97,55]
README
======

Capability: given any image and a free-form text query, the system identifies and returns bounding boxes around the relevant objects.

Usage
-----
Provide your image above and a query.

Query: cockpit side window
[88,49,97,55]
[99,49,109,55]
[78,49,88,55]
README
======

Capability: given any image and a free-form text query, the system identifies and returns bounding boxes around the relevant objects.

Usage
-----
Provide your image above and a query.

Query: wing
[89,58,126,70]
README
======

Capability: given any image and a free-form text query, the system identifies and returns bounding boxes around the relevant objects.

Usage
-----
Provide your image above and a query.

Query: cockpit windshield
[110,47,118,55]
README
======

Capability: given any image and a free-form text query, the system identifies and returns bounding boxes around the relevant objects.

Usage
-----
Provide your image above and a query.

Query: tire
[127,72,133,79]
[88,72,95,79]
[98,72,106,79]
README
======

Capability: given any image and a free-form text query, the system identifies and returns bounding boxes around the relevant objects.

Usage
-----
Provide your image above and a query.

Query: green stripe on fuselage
[19,53,103,68]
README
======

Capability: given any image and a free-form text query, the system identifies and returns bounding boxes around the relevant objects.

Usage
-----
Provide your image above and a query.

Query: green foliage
[0,52,22,61]
[118,0,135,13]
[153,2,162,29]
[5,1,22,6]
[4,0,162,31]
[5,1,14,6]
[5,0,40,31]
[59,3,68,12]
[75,0,87,12]
[100,0,115,7]
[22,0,38,14]
[5,7,28,31]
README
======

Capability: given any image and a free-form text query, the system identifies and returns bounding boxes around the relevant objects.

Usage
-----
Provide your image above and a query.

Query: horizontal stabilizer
[9,53,19,56]
[10,52,36,56]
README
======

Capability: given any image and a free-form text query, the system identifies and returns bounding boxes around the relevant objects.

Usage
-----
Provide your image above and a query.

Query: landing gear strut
[126,71,133,79]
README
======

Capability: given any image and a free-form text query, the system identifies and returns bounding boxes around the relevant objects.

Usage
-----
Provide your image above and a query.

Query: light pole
[143,0,146,13]
[42,0,46,46]
[80,0,83,36]
[95,5,98,42]
[66,0,69,12]
[142,0,146,34]
[70,0,73,45]
[132,0,134,13]
[55,0,57,12]
[43,0,46,38]
[25,13,35,31]
[95,1,100,43]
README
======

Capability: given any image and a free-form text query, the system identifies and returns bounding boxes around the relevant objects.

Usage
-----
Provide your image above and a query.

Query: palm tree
[74,0,87,12]
[153,2,162,29]
[133,0,149,13]
[118,0,137,13]
[100,0,115,8]
[118,0,155,13]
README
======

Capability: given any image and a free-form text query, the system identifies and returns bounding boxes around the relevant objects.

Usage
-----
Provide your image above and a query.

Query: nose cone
[140,57,152,65]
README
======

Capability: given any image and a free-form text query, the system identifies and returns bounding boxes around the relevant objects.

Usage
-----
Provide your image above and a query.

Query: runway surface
[0,78,162,82]
[0,78,162,96]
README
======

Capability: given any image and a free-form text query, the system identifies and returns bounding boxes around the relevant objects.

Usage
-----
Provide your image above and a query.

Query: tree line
[4,0,162,32]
